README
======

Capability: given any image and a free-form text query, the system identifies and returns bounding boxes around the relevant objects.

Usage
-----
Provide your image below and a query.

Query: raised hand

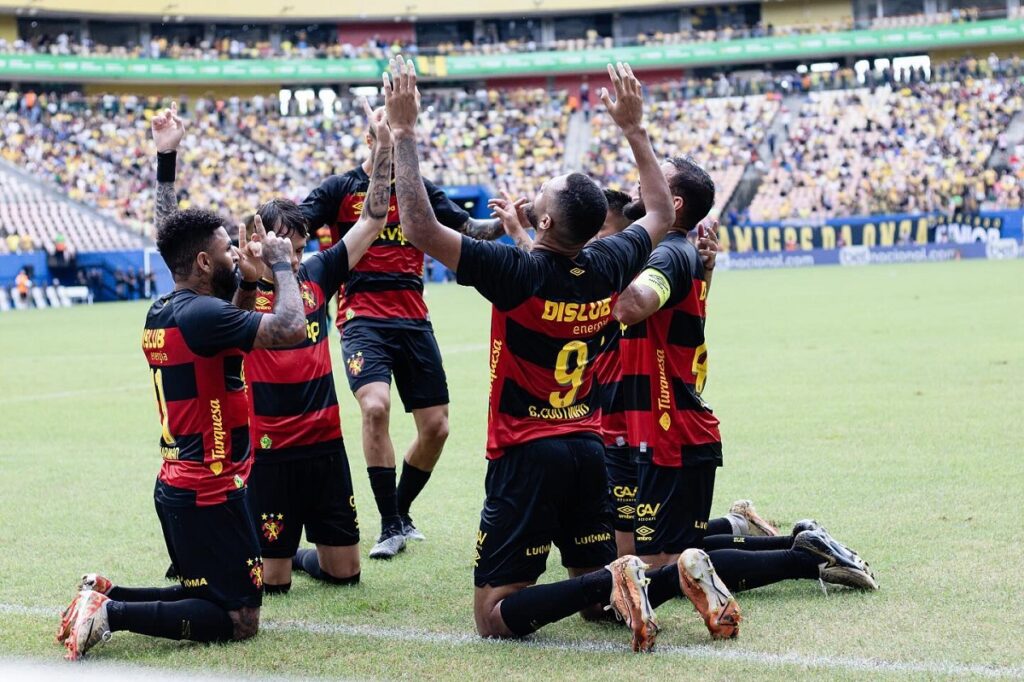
[696,217,720,270]
[151,101,186,153]
[361,96,392,148]
[255,215,293,268]
[383,54,421,135]
[487,190,533,250]
[599,62,644,135]
[236,220,263,282]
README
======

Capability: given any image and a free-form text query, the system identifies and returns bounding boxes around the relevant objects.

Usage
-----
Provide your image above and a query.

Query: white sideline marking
[4,603,1022,679]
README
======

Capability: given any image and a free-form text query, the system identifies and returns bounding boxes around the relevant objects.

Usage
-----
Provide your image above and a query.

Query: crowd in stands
[0,6,1007,63]
[2,55,1024,253]
[748,75,1024,222]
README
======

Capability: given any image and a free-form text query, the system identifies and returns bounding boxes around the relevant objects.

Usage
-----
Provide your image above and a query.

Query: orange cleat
[63,590,112,661]
[79,573,114,595]
[678,548,742,639]
[605,555,659,652]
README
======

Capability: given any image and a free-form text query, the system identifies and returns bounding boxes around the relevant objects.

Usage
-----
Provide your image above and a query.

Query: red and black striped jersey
[621,232,722,468]
[456,225,652,459]
[594,327,628,448]
[299,167,469,330]
[246,241,350,461]
[142,289,263,507]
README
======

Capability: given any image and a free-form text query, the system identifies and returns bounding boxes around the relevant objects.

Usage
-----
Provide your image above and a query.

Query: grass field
[2,259,1023,680]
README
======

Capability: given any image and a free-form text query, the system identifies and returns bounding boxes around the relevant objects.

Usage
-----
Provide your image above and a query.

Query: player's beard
[211,263,239,302]
[623,199,647,222]
[523,203,539,229]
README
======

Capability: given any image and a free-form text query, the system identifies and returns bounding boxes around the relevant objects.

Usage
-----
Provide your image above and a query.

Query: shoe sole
[678,549,741,640]
[607,557,658,652]
[369,541,407,560]
[731,501,779,536]
[795,531,879,590]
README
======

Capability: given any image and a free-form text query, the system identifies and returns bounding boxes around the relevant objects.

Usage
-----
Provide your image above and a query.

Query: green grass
[2,259,1023,680]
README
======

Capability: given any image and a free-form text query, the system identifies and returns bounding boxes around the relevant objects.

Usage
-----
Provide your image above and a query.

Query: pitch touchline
[4,604,1022,678]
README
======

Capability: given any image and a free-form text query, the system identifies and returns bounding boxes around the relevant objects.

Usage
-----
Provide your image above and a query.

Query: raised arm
[385,56,464,271]
[341,98,393,269]
[253,215,307,349]
[457,216,504,241]
[600,63,674,246]
[151,101,185,228]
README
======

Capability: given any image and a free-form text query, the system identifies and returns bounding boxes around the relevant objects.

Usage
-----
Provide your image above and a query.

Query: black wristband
[238,279,258,291]
[156,151,177,183]
[271,262,292,275]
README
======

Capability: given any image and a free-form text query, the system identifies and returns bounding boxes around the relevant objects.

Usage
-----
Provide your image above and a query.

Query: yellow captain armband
[635,268,671,308]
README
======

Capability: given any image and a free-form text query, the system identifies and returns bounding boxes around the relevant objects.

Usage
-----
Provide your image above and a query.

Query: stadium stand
[747,77,1024,222]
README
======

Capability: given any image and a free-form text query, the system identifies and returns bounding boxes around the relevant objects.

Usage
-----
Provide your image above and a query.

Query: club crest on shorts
[260,513,284,542]
[347,351,365,377]
[246,557,264,588]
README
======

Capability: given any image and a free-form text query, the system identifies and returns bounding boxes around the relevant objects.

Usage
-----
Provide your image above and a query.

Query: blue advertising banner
[721,211,1023,253]
[716,240,1021,271]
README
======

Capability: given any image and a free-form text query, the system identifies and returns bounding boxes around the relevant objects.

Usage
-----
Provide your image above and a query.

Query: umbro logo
[636,525,655,538]
[617,505,635,517]
[569,267,585,276]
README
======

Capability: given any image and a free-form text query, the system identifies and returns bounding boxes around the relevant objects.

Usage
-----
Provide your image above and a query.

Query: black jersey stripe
[666,310,705,349]
[250,374,338,418]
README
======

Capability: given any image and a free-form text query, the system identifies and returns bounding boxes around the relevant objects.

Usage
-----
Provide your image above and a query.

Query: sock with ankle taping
[106,598,234,642]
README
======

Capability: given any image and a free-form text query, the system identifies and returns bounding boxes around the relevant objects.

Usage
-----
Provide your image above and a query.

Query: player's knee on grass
[229,606,260,640]
[317,544,361,580]
[473,587,518,639]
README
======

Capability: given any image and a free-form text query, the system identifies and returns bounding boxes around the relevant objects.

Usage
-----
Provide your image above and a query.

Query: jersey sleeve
[424,179,471,229]
[302,239,351,296]
[455,236,535,310]
[645,238,695,308]
[584,224,654,291]
[177,295,264,357]
[300,175,348,231]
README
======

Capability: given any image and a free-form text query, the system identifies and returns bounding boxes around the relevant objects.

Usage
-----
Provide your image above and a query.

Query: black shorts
[604,445,637,534]
[474,435,616,588]
[634,453,717,556]
[154,493,263,611]
[340,322,449,412]
[247,445,360,559]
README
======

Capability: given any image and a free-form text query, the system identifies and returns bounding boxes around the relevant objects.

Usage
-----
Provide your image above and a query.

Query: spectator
[15,268,31,306]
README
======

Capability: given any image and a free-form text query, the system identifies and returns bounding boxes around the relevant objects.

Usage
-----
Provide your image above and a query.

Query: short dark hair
[556,173,608,244]
[666,157,715,231]
[156,207,226,279]
[603,188,631,217]
[253,198,309,239]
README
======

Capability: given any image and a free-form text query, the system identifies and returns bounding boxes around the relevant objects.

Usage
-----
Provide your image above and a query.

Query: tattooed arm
[151,102,185,227]
[341,98,393,270]
[384,57,465,271]
[456,217,504,241]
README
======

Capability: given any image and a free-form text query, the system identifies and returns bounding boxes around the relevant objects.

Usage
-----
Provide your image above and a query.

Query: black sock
[106,599,234,642]
[107,585,189,602]
[264,582,291,595]
[396,462,432,516]
[647,564,682,609]
[367,466,399,526]
[703,535,794,551]
[707,517,733,535]
[708,549,820,592]
[498,570,612,637]
[293,548,360,585]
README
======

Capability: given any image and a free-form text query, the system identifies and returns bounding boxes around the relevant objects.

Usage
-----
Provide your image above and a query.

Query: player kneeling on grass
[56,198,309,659]
[608,158,877,640]
[149,100,395,593]
[385,55,723,652]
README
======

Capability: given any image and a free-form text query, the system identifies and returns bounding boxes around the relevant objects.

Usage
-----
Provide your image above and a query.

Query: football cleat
[401,515,426,542]
[678,548,742,640]
[791,519,824,536]
[604,555,659,653]
[793,528,878,590]
[729,500,779,536]
[369,523,407,560]
[79,573,113,595]
[63,590,112,661]
[55,592,83,644]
